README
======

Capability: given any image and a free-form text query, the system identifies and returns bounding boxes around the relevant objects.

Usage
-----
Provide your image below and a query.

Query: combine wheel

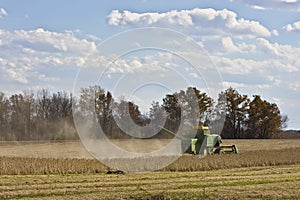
[214,147,225,154]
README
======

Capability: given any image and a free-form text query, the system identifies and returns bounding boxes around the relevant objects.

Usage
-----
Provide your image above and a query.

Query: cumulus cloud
[254,38,300,71]
[213,56,263,74]
[1,28,199,87]
[0,28,98,85]
[101,52,177,74]
[107,8,271,38]
[2,28,96,54]
[208,36,300,98]
[255,38,282,57]
[0,8,8,19]
[221,37,242,52]
[283,21,300,32]
[0,28,97,56]
[234,0,300,11]
[215,38,300,74]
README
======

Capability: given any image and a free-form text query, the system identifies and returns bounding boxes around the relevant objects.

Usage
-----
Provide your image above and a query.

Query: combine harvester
[160,126,238,155]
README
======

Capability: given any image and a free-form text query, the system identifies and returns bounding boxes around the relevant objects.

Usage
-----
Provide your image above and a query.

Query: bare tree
[0,92,10,139]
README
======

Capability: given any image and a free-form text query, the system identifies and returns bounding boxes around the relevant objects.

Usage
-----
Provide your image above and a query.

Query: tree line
[0,86,287,141]
[213,88,287,139]
[0,90,76,141]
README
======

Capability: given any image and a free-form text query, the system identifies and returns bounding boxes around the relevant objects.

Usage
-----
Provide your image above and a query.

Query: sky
[0,0,299,129]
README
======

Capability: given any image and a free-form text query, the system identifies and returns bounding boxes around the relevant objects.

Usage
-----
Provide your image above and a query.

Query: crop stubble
[0,164,299,199]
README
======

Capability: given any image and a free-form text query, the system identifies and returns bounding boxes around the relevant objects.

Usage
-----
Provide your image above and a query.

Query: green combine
[160,126,238,155]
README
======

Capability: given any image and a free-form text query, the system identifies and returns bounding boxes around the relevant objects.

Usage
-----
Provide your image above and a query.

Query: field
[0,139,300,199]
[1,164,300,199]
[1,139,300,158]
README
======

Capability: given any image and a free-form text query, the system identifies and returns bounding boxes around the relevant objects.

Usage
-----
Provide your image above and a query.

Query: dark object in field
[106,170,125,174]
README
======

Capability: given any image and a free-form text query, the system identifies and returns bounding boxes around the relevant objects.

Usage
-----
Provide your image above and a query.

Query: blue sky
[0,0,300,129]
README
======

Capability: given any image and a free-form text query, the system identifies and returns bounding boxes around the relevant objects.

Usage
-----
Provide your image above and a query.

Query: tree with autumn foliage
[246,95,283,139]
[161,87,213,132]
[217,87,249,139]
[213,88,287,139]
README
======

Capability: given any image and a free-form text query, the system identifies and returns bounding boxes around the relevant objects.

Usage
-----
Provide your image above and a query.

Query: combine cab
[161,126,238,155]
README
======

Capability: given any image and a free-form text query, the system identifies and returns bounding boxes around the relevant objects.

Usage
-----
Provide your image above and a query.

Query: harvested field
[0,164,299,199]
[0,139,299,158]
[223,139,300,152]
[0,141,92,159]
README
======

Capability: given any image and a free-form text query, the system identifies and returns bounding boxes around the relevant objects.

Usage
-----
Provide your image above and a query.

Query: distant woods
[0,87,288,141]
[0,90,76,141]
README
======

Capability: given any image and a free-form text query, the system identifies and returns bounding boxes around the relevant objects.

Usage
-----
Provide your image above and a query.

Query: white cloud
[257,84,272,89]
[215,36,300,73]
[106,52,176,74]
[0,28,96,56]
[37,74,60,82]
[255,38,282,57]
[221,37,241,52]
[5,68,28,84]
[281,0,298,3]
[254,39,300,72]
[250,5,267,10]
[213,47,299,76]
[235,0,300,11]
[267,75,282,86]
[86,34,101,42]
[289,81,300,91]
[283,21,300,32]
[209,36,299,102]
[213,56,262,75]
[223,81,247,89]
[1,28,199,88]
[0,28,98,85]
[271,29,279,36]
[107,8,271,39]
[0,8,8,19]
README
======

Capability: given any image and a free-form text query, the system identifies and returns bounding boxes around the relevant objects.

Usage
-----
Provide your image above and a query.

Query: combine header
[160,126,238,155]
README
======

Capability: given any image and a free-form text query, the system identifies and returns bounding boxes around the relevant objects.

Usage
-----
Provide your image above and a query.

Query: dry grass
[164,147,300,171]
[0,147,300,175]
[0,157,108,175]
